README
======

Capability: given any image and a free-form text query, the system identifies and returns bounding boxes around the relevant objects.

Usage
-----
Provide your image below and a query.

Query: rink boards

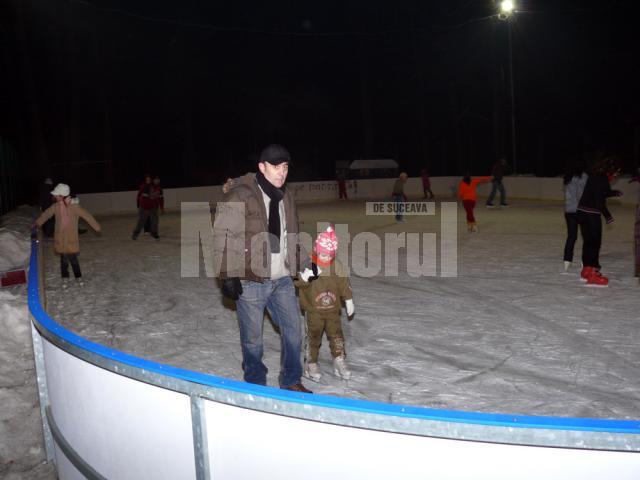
[28,239,640,480]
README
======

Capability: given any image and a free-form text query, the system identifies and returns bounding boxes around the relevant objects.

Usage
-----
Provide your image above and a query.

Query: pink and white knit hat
[315,225,338,257]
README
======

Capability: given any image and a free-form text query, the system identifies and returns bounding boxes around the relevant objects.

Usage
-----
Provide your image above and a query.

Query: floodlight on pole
[497,0,517,173]
[500,0,514,15]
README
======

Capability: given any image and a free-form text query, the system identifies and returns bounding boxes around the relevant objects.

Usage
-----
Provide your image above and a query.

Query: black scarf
[256,171,285,253]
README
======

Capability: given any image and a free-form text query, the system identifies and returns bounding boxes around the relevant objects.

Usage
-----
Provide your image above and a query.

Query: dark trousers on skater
[133,207,158,238]
[578,211,602,268]
[393,194,404,222]
[486,179,506,205]
[60,253,81,279]
[563,212,579,263]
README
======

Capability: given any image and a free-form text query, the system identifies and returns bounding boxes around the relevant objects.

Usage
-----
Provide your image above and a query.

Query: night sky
[1,0,639,197]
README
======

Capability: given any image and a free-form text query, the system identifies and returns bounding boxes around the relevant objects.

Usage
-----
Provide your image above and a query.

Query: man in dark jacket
[213,144,312,393]
[132,174,159,240]
[486,158,511,207]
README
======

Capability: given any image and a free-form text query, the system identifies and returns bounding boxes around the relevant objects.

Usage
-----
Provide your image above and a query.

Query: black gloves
[308,263,320,283]
[221,277,243,300]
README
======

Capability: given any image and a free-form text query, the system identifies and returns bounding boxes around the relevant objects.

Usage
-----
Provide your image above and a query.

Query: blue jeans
[393,194,404,221]
[486,179,506,205]
[236,276,303,387]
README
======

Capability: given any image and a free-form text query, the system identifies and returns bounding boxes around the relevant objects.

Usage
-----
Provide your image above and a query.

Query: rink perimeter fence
[27,177,640,479]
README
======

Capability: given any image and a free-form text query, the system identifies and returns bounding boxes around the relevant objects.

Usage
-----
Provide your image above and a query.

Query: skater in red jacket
[458,172,492,232]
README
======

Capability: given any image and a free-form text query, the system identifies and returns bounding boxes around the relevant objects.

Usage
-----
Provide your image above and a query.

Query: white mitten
[345,299,355,317]
[300,267,321,282]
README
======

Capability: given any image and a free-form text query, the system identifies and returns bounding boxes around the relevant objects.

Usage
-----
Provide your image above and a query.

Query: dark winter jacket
[150,185,164,209]
[577,173,619,220]
[392,179,405,196]
[137,183,155,210]
[491,162,511,180]
[213,173,309,282]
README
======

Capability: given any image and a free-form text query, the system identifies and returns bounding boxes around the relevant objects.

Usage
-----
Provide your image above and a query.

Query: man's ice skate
[333,355,351,380]
[304,362,322,382]
[61,278,69,290]
[563,261,572,273]
[76,278,84,288]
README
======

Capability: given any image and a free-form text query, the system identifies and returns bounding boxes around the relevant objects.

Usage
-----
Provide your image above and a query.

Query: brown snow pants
[306,312,345,363]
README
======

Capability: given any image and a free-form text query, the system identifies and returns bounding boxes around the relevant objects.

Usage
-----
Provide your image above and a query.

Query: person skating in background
[392,172,408,223]
[486,158,511,207]
[576,157,623,286]
[213,144,312,393]
[295,225,354,381]
[458,172,492,232]
[421,168,434,200]
[38,178,55,237]
[32,183,101,288]
[336,171,348,200]
[562,159,588,272]
[630,167,640,278]
[132,174,159,240]
[144,175,164,234]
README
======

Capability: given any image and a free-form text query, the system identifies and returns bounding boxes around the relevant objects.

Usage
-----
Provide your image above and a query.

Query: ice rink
[42,197,640,420]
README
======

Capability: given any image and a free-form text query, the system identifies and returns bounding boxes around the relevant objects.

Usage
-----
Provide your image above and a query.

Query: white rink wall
[28,231,640,480]
[73,176,637,215]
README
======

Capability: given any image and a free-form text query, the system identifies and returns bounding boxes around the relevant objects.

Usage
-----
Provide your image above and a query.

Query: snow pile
[0,206,32,271]
[0,207,55,479]
[0,291,30,346]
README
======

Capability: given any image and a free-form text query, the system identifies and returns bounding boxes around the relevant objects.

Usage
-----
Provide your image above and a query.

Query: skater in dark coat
[577,158,622,286]
[132,174,159,240]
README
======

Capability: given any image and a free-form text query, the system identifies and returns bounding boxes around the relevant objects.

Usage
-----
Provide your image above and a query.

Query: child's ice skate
[304,362,322,382]
[333,355,351,380]
[61,278,69,290]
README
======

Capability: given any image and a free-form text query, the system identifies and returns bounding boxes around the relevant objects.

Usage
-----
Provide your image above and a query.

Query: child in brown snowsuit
[296,225,354,381]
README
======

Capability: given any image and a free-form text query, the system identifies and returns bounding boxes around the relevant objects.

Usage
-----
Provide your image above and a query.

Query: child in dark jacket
[296,226,354,381]
[577,158,622,286]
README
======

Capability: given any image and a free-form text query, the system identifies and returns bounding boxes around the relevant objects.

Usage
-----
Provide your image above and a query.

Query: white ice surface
[39,198,640,420]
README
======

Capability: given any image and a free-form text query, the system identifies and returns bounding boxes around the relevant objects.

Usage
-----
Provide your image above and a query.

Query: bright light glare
[500,0,514,13]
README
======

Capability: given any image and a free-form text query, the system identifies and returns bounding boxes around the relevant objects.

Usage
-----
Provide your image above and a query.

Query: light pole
[499,1,517,174]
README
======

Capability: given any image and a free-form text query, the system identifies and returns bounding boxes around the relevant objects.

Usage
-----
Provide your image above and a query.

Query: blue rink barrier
[28,238,640,480]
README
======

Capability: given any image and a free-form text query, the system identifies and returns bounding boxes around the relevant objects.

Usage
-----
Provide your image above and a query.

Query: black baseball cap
[259,144,292,165]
